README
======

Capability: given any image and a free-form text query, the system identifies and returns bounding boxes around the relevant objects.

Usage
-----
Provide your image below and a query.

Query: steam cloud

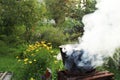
[60,0,120,71]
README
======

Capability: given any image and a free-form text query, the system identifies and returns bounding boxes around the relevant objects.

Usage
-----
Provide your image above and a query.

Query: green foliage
[62,17,83,41]
[0,0,42,27]
[0,25,26,47]
[17,41,63,80]
[0,40,9,55]
[0,0,46,42]
[0,55,25,80]
[107,48,120,69]
[62,17,81,28]
[41,27,66,47]
[84,0,97,14]
[45,0,68,26]
[32,25,68,47]
[68,0,96,21]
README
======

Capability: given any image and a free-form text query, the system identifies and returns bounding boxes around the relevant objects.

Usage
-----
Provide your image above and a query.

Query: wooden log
[0,72,8,80]
[58,70,114,80]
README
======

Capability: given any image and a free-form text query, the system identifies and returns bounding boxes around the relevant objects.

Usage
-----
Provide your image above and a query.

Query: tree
[45,0,69,27]
[67,0,96,21]
[0,0,45,41]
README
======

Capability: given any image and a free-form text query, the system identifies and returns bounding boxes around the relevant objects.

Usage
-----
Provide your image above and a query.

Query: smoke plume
[80,0,120,56]
[60,0,120,71]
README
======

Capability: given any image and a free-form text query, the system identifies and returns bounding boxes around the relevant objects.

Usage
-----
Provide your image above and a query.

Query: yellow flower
[42,44,47,47]
[46,46,50,50]
[24,58,28,62]
[18,59,21,62]
[35,41,39,44]
[50,50,54,53]
[29,61,32,64]
[41,41,45,44]
[29,45,33,48]
[47,43,51,45]
[33,59,36,62]
[30,77,35,80]
[31,54,35,56]
[54,60,58,64]
[35,49,39,52]
[16,56,19,59]
[49,46,52,49]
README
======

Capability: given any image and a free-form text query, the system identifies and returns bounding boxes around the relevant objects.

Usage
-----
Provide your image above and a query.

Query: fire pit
[58,45,114,80]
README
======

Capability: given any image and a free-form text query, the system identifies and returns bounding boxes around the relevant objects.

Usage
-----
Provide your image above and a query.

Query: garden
[0,0,120,80]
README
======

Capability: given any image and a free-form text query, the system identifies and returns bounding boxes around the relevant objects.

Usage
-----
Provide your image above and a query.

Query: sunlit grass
[0,55,24,80]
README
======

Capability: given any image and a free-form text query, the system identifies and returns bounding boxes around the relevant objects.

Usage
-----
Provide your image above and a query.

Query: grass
[0,55,25,80]
[106,67,120,80]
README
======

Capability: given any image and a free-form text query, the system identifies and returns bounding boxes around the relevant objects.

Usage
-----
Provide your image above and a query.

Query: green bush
[32,26,68,47]
[0,40,10,55]
[7,25,26,46]
[0,25,26,46]
[107,48,120,69]
[17,41,63,80]
[61,17,83,41]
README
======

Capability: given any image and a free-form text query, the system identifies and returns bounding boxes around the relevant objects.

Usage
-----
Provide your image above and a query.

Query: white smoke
[60,0,120,70]
[80,0,120,56]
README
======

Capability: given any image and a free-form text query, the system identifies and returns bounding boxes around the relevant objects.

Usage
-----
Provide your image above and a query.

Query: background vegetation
[0,0,120,80]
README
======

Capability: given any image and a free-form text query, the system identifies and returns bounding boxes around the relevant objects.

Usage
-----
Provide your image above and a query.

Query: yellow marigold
[35,49,39,52]
[31,47,35,51]
[54,60,58,64]
[24,58,29,62]
[46,46,50,50]
[33,59,36,62]
[29,61,32,64]
[41,41,45,44]
[49,46,52,49]
[31,53,35,56]
[30,77,35,80]
[42,44,47,47]
[50,50,54,53]
[18,59,21,62]
[36,44,40,47]
[16,56,19,59]
[33,46,37,49]
[35,41,39,44]
[47,43,51,45]
[29,45,33,48]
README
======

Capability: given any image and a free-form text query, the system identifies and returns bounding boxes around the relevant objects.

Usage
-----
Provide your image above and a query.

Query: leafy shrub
[7,25,26,46]
[32,26,68,47]
[17,41,63,80]
[107,48,120,69]
[0,40,10,55]
[0,25,26,46]
[61,17,84,41]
